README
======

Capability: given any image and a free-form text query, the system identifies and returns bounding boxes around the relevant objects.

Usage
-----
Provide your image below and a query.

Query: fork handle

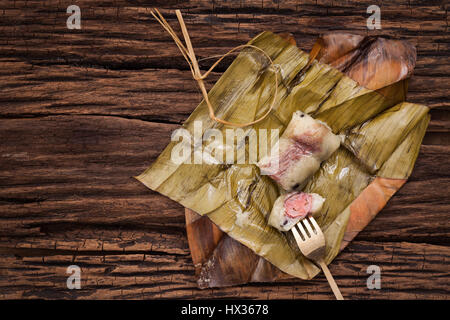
[318,260,344,300]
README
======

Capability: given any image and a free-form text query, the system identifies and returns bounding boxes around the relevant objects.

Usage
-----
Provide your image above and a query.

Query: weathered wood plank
[1,241,448,299]
[0,117,448,245]
[0,0,448,299]
[0,62,448,121]
[0,0,448,123]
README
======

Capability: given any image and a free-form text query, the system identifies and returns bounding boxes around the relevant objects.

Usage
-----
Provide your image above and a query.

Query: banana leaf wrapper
[137,32,429,283]
[184,32,421,288]
[312,33,416,93]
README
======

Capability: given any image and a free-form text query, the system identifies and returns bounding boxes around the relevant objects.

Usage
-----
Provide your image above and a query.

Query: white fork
[291,216,344,300]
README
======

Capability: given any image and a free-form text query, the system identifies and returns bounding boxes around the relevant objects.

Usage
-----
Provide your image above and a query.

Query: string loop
[151,8,279,128]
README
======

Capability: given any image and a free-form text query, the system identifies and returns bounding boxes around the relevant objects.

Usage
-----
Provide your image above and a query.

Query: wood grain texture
[0,0,449,299]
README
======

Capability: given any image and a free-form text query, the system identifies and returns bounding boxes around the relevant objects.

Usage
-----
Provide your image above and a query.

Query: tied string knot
[150,8,279,128]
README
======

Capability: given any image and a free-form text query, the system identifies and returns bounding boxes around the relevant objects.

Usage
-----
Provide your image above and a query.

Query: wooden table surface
[0,0,448,299]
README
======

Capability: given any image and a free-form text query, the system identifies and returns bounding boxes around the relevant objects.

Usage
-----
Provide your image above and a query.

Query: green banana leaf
[137,32,429,280]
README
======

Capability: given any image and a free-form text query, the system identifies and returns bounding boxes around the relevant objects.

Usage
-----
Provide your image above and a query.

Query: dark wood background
[0,0,448,299]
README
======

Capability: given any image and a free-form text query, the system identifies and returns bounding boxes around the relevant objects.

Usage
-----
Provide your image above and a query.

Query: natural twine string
[150,8,279,128]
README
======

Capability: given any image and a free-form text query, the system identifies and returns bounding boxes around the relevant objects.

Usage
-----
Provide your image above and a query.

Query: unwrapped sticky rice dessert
[258,111,340,191]
[268,192,325,232]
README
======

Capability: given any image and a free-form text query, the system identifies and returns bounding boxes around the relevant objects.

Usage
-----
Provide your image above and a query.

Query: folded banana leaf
[184,32,421,288]
[313,33,416,92]
[137,32,429,283]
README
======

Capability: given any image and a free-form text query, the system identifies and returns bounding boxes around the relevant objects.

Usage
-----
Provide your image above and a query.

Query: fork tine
[297,221,309,238]
[293,216,344,300]
[303,217,315,235]
[291,225,304,244]
[308,216,321,233]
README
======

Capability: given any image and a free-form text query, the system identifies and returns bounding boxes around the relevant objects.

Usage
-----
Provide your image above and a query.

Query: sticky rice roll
[268,192,325,232]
